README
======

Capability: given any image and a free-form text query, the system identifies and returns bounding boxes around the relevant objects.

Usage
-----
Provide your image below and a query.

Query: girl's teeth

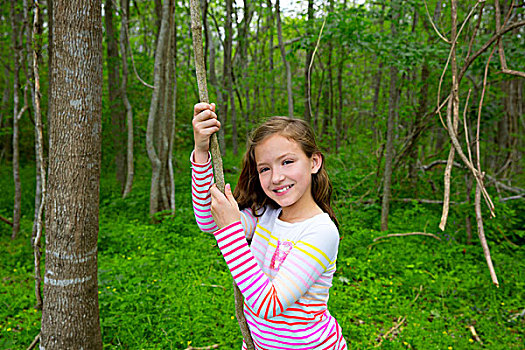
[276,185,291,193]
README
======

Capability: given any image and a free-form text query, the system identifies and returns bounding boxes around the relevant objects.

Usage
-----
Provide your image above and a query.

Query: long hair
[233,116,339,228]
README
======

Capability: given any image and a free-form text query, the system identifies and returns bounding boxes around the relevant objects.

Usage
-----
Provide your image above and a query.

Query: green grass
[1,150,524,349]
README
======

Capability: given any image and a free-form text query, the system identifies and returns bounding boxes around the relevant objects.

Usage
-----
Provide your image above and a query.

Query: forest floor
[1,149,524,349]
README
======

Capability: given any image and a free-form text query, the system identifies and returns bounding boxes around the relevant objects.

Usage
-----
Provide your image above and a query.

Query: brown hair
[233,116,339,228]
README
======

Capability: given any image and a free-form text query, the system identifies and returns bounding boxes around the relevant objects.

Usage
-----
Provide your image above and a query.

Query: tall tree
[380,0,400,231]
[275,0,293,117]
[120,0,134,198]
[9,0,28,239]
[224,0,238,155]
[41,0,103,348]
[105,0,127,193]
[303,0,314,122]
[146,0,176,216]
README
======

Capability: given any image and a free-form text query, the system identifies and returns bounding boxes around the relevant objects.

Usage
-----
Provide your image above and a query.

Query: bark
[304,0,314,122]
[42,0,103,348]
[275,0,293,117]
[120,0,134,198]
[105,0,126,193]
[380,0,400,232]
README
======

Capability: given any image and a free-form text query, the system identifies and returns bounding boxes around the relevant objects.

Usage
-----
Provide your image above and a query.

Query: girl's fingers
[195,118,220,134]
[194,102,215,116]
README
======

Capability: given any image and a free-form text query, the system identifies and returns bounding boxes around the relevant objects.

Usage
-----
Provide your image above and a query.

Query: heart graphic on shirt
[270,240,293,271]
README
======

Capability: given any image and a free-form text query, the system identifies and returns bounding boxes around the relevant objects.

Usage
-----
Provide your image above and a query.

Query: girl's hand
[193,102,220,163]
[210,183,241,229]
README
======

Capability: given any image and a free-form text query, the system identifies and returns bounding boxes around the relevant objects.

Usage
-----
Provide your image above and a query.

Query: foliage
[1,150,524,349]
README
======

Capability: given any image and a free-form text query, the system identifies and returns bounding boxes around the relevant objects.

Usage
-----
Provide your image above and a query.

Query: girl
[191,102,347,350]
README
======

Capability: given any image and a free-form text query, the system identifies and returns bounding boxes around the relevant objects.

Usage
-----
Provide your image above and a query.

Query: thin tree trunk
[146,0,171,217]
[32,0,45,310]
[266,0,275,113]
[225,0,238,155]
[381,1,400,231]
[10,0,26,239]
[120,0,134,198]
[41,0,103,347]
[105,0,126,193]
[275,0,293,117]
[304,0,314,122]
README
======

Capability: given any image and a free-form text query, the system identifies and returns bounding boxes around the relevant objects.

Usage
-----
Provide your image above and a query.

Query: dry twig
[373,232,441,242]
[185,344,220,350]
[468,325,483,344]
[0,215,14,226]
[26,333,40,350]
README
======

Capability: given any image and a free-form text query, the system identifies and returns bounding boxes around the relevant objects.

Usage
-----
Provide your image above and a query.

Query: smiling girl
[191,103,347,349]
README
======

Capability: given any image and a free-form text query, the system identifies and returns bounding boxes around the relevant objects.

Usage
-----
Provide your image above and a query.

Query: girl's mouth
[274,184,293,194]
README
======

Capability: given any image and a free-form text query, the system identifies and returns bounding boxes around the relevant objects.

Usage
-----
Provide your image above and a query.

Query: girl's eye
[259,167,269,174]
[283,160,294,166]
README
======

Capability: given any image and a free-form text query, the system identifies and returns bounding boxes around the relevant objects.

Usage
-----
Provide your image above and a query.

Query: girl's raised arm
[212,219,339,319]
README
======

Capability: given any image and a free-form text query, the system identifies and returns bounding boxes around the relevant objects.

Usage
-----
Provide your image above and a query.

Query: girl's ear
[311,153,322,174]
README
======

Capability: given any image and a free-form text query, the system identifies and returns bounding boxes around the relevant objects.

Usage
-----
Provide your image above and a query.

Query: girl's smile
[254,134,322,222]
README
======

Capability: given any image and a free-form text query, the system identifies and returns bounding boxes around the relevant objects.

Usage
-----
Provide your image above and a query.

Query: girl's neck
[278,203,323,223]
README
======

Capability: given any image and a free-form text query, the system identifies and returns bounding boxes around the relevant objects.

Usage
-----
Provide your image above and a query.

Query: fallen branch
[468,325,483,344]
[499,194,525,202]
[27,333,40,350]
[185,345,220,350]
[0,215,14,227]
[375,286,423,347]
[393,198,467,205]
[373,232,441,242]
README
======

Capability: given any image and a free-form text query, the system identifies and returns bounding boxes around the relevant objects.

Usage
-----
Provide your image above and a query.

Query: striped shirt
[191,152,347,349]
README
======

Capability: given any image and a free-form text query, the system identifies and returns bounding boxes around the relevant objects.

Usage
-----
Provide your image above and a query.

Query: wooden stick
[27,333,40,350]
[373,232,442,242]
[468,325,483,344]
[189,1,253,348]
[0,215,14,226]
[185,345,220,350]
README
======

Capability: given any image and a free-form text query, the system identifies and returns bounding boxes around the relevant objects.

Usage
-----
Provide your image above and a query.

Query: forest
[0,0,524,349]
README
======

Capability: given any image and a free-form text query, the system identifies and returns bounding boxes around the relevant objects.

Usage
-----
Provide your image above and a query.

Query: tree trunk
[304,0,314,122]
[380,1,400,231]
[224,0,238,155]
[146,0,174,217]
[105,0,126,193]
[10,0,25,239]
[120,0,134,198]
[41,0,103,348]
[266,0,275,114]
[32,0,45,310]
[275,0,293,117]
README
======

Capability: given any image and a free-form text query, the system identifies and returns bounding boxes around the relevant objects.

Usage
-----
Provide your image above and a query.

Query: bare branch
[475,182,499,286]
[0,215,14,226]
[373,232,442,242]
[423,0,450,43]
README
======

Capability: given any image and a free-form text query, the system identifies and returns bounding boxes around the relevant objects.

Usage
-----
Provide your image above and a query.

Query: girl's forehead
[254,134,303,161]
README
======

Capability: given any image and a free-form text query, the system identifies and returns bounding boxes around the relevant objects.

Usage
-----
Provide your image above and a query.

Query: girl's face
[254,134,322,219]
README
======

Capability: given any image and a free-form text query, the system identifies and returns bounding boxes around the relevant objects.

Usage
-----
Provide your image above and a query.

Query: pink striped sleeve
[213,221,339,320]
[190,151,257,236]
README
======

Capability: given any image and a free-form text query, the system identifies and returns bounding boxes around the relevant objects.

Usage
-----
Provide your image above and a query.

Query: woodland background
[0,0,524,349]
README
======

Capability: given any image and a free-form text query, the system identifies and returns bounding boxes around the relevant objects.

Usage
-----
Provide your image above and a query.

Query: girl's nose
[272,170,285,184]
